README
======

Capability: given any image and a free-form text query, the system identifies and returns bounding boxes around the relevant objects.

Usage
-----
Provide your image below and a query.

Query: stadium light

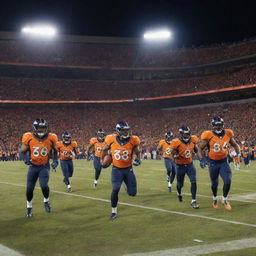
[143,29,171,41]
[21,24,57,37]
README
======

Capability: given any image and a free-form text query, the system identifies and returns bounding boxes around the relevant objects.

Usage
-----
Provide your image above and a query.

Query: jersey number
[184,149,191,158]
[165,148,171,155]
[114,150,129,161]
[213,142,227,152]
[32,147,48,157]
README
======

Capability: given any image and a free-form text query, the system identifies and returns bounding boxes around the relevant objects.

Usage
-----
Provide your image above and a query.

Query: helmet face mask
[97,129,105,141]
[179,126,191,142]
[212,116,224,134]
[116,121,130,140]
[62,132,71,144]
[33,119,47,138]
[165,131,173,143]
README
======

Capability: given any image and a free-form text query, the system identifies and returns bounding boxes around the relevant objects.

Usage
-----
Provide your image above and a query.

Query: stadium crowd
[0,37,256,67]
[0,101,255,159]
[1,66,256,101]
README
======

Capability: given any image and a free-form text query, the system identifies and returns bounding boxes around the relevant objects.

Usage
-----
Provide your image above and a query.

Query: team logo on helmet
[62,132,71,144]
[33,118,47,138]
[97,129,105,141]
[116,121,130,140]
[165,131,174,142]
[179,125,191,142]
[211,116,224,134]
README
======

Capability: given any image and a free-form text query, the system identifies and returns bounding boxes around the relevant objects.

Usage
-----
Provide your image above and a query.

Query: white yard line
[123,238,256,256]
[1,181,256,228]
[0,244,24,256]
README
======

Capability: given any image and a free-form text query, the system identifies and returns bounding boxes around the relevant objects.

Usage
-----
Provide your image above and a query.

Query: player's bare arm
[230,137,241,156]
[101,144,111,161]
[197,139,208,159]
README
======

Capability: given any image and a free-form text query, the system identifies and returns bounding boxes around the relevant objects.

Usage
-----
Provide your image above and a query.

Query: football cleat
[168,186,172,192]
[44,201,51,213]
[191,201,200,209]
[212,200,218,209]
[26,207,33,218]
[93,183,97,189]
[221,200,232,211]
[178,194,183,202]
[110,213,118,220]
[67,187,72,192]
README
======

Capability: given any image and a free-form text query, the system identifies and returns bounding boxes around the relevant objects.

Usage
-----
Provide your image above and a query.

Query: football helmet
[97,129,105,142]
[179,125,191,142]
[165,131,174,143]
[62,132,71,144]
[211,116,224,134]
[116,121,130,139]
[33,119,47,138]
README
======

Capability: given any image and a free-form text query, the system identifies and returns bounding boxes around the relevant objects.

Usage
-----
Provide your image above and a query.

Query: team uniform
[89,137,106,188]
[104,133,140,218]
[241,146,250,167]
[56,140,78,192]
[170,135,199,208]
[158,139,176,191]
[200,128,235,210]
[21,130,58,217]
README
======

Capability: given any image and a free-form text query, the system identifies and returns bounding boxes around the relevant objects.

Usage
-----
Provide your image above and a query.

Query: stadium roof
[0,0,255,47]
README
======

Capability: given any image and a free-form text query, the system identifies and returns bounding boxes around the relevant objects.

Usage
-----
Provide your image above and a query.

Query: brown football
[101,154,112,168]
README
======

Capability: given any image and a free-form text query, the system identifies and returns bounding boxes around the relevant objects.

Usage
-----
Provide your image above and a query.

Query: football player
[56,132,78,192]
[157,131,176,192]
[242,143,250,167]
[170,126,200,209]
[19,119,58,218]
[87,129,106,188]
[198,116,241,210]
[101,121,141,220]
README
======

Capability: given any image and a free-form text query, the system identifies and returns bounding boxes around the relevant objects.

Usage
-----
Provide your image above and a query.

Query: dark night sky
[0,0,255,47]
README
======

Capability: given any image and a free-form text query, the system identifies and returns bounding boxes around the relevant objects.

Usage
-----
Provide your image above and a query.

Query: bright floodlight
[21,25,57,37]
[143,29,171,40]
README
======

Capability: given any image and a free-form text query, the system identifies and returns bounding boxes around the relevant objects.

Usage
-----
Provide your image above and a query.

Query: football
[101,154,112,168]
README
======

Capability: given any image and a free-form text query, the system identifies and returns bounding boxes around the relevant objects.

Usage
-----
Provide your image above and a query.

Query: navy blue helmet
[179,125,191,142]
[165,131,174,142]
[33,118,47,138]
[116,121,130,139]
[62,131,71,144]
[211,116,224,134]
[97,129,105,141]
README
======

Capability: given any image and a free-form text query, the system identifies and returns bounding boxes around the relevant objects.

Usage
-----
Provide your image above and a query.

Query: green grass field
[0,160,256,256]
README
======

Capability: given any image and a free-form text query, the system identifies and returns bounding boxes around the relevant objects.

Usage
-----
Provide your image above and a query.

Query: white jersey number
[114,150,129,161]
[32,146,48,157]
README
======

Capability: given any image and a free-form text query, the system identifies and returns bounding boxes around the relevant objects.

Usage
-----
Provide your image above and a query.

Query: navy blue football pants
[26,164,50,201]
[208,158,232,197]
[60,160,74,185]
[111,166,137,207]
[93,156,102,180]
[176,163,197,200]
[164,157,176,183]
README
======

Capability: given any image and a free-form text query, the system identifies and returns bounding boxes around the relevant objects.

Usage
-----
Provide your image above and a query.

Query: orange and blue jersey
[242,147,249,158]
[158,139,172,159]
[22,132,58,165]
[56,141,78,160]
[89,137,106,158]
[170,136,199,165]
[105,134,140,168]
[201,129,234,161]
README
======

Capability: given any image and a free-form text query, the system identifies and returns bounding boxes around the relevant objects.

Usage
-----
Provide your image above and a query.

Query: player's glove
[199,158,207,168]
[133,158,141,166]
[24,156,32,166]
[51,160,58,171]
